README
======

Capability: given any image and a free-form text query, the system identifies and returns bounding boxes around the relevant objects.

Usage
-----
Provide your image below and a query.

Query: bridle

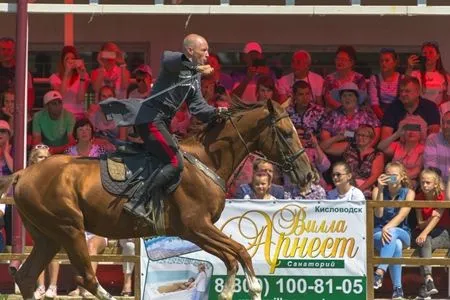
[227,109,306,183]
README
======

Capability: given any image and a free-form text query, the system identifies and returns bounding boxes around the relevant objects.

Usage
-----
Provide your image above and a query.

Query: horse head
[224,97,313,185]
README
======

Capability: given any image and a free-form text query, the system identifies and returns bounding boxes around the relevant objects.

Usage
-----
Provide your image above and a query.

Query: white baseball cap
[43,90,63,105]
[243,42,262,54]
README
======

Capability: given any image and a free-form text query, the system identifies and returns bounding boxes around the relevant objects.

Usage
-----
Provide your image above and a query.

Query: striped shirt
[424,132,450,181]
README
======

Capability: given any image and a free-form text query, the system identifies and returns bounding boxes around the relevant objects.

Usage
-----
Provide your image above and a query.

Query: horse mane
[180,96,266,149]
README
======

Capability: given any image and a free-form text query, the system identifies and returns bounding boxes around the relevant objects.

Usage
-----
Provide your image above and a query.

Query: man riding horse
[101,34,228,216]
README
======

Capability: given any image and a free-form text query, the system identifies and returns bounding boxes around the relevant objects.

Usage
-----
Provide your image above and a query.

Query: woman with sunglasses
[407,41,450,106]
[372,162,415,300]
[326,161,365,201]
[368,48,403,119]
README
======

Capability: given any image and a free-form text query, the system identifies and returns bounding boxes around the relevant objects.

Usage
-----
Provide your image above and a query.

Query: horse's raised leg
[186,221,262,300]
[61,229,117,300]
[14,231,60,299]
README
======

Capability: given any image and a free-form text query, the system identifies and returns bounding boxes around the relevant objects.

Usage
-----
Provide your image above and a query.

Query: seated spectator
[0,37,35,111]
[207,53,233,92]
[378,116,426,186]
[233,158,284,199]
[0,120,12,175]
[277,50,324,106]
[406,41,449,106]
[87,86,122,150]
[323,45,367,110]
[128,64,152,99]
[49,45,89,120]
[32,90,76,154]
[0,90,14,128]
[255,75,280,103]
[242,171,276,200]
[287,80,326,139]
[65,118,106,157]
[288,168,326,200]
[232,42,272,103]
[368,48,403,119]
[320,83,380,154]
[326,161,365,201]
[381,76,440,140]
[91,42,130,99]
[424,111,450,182]
[372,162,415,300]
[201,77,231,109]
[414,168,449,299]
[29,145,59,299]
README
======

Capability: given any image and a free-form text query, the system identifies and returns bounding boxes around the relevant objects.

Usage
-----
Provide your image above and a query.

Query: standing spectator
[326,161,365,201]
[128,64,152,99]
[64,118,106,157]
[0,37,35,111]
[381,76,440,140]
[378,116,426,186]
[414,168,449,299]
[277,50,324,106]
[372,162,415,300]
[424,111,450,182]
[232,42,272,103]
[91,42,130,99]
[30,144,59,299]
[49,46,89,120]
[320,83,380,153]
[407,41,449,106]
[323,45,367,110]
[233,158,284,199]
[207,53,233,92]
[368,48,403,119]
[32,90,76,154]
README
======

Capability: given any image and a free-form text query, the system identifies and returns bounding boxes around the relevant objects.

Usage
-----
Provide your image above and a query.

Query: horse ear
[267,99,274,114]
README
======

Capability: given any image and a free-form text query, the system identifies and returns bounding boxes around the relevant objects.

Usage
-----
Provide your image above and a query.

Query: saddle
[99,142,181,234]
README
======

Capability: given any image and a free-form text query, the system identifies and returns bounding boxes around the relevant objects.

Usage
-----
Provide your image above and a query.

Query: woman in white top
[407,41,450,106]
[190,263,208,300]
[49,46,89,120]
[368,48,403,120]
[327,161,365,201]
[91,42,130,99]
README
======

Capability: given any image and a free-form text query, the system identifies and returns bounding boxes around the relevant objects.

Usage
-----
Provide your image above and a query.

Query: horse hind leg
[14,233,60,299]
[61,229,116,300]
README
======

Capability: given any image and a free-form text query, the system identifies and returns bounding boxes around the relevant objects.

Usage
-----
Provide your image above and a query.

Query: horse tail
[0,170,24,202]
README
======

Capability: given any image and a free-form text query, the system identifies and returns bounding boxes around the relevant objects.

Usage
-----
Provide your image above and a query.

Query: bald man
[101,34,226,216]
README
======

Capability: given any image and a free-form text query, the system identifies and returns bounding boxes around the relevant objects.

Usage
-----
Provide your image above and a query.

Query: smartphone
[344,130,355,138]
[403,124,421,131]
[390,175,398,184]
[101,51,116,59]
[418,55,427,68]
[74,59,84,68]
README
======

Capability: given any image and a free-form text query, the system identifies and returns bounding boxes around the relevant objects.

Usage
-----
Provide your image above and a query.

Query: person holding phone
[91,42,130,99]
[378,116,426,186]
[372,162,415,300]
[406,41,450,106]
[49,46,89,120]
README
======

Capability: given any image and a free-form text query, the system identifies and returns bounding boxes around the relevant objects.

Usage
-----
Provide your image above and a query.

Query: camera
[252,58,266,67]
[215,85,226,96]
[418,55,427,69]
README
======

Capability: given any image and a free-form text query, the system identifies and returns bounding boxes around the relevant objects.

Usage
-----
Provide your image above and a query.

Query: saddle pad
[106,158,126,182]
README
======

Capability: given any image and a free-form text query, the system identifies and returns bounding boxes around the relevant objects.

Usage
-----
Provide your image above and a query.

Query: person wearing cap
[32,90,76,154]
[320,82,380,156]
[323,45,367,110]
[277,50,324,106]
[232,41,272,103]
[381,76,440,140]
[49,45,89,120]
[368,48,403,120]
[128,64,153,99]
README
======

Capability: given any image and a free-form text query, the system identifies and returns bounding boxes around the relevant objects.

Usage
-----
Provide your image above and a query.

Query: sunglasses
[34,144,49,150]
[0,129,9,134]
[332,172,348,178]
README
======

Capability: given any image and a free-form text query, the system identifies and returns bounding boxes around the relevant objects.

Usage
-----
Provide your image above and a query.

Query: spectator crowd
[2,37,450,299]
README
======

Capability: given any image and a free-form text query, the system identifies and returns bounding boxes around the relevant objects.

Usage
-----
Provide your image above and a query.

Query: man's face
[256,162,274,178]
[399,82,420,107]
[46,100,63,119]
[136,73,152,91]
[442,113,450,140]
[294,87,311,107]
[0,40,15,64]
[291,52,310,73]
[190,38,209,65]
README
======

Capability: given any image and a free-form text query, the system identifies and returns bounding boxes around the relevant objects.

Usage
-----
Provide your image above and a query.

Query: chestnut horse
[0,99,312,300]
